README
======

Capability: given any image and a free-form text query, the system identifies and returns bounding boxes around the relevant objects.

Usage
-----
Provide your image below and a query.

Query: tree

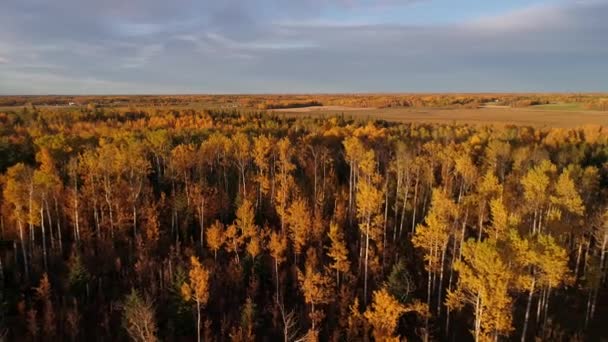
[181,256,211,342]
[355,148,384,304]
[252,135,273,205]
[3,163,37,278]
[231,133,251,199]
[508,231,570,342]
[35,273,56,338]
[364,288,406,341]
[275,138,295,233]
[447,238,514,342]
[475,170,502,239]
[206,220,225,260]
[287,197,312,260]
[521,160,556,234]
[365,287,429,341]
[412,188,456,316]
[269,231,288,300]
[297,263,333,331]
[326,222,350,287]
[122,290,158,342]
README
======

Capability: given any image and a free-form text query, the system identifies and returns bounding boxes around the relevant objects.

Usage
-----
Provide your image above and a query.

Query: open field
[270,105,375,112]
[275,106,608,128]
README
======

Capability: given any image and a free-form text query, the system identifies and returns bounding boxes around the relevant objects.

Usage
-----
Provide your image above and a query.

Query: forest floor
[275,106,608,128]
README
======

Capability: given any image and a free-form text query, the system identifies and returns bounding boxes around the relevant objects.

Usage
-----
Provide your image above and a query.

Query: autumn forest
[0,96,607,341]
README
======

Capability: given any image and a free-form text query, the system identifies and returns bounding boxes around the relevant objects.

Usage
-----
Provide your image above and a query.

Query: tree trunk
[18,221,29,279]
[411,174,419,233]
[45,200,54,250]
[54,197,62,252]
[40,207,48,271]
[364,217,370,305]
[196,300,201,342]
[275,259,280,302]
[521,278,535,342]
[200,198,205,250]
[437,243,447,316]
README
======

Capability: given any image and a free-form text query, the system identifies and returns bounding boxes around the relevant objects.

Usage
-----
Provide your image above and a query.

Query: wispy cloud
[0,0,607,94]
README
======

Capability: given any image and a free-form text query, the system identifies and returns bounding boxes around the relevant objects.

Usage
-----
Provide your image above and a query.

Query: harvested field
[275,107,608,128]
[270,105,375,112]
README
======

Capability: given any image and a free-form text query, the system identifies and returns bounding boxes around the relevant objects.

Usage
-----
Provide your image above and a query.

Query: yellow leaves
[364,288,406,341]
[206,220,225,257]
[182,256,210,306]
[327,222,350,274]
[449,238,514,340]
[551,170,584,216]
[355,180,383,221]
[287,197,312,256]
[181,282,193,302]
[252,135,273,194]
[521,160,556,206]
[236,199,256,239]
[246,234,262,259]
[268,231,287,265]
[297,264,334,307]
[412,189,456,272]
[478,170,502,198]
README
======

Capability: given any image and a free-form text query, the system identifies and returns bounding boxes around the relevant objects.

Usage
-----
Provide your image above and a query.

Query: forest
[2,93,608,110]
[0,101,607,341]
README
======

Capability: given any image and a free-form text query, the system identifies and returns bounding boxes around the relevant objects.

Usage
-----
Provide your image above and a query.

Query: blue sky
[1,0,607,94]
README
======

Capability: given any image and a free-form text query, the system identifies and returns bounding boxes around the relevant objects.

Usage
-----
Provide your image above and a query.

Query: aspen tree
[4,163,36,278]
[181,256,211,342]
[231,133,251,198]
[286,197,311,261]
[356,149,384,305]
[326,222,350,287]
[122,290,158,342]
[269,231,287,300]
[206,220,225,260]
[297,263,333,331]
[275,137,295,233]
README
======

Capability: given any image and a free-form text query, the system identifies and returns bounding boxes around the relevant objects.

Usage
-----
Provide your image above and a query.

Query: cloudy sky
[1,0,607,94]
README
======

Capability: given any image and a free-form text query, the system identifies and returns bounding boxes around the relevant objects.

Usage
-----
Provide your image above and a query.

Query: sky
[0,0,607,94]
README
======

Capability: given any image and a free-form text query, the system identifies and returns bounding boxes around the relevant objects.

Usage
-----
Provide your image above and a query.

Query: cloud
[0,0,607,93]
[0,56,9,64]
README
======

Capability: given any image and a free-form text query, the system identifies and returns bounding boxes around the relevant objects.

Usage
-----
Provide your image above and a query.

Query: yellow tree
[364,288,428,341]
[356,148,384,304]
[286,197,311,261]
[446,238,514,342]
[268,231,287,300]
[3,163,37,278]
[236,199,257,239]
[412,188,457,316]
[487,198,519,240]
[181,256,211,342]
[206,220,225,260]
[275,137,295,233]
[231,133,251,198]
[252,135,273,206]
[224,224,243,264]
[475,170,502,239]
[343,136,366,224]
[34,148,63,259]
[508,231,570,342]
[549,170,584,223]
[297,263,334,331]
[326,222,350,287]
[521,160,556,234]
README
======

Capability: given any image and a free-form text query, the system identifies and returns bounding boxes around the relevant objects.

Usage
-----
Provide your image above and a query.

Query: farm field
[274,106,608,128]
